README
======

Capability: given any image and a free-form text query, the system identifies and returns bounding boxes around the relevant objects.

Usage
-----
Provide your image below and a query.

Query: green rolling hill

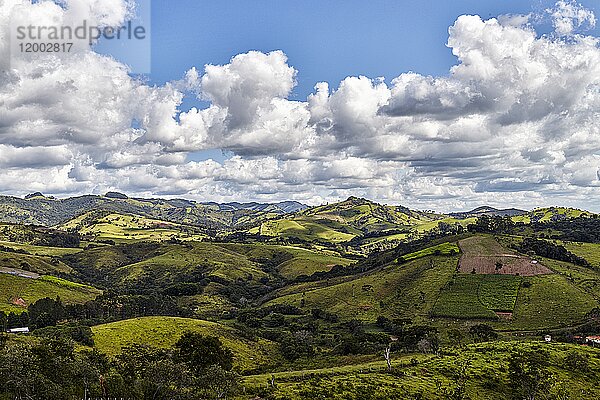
[2,195,600,399]
[91,316,279,372]
[0,273,100,313]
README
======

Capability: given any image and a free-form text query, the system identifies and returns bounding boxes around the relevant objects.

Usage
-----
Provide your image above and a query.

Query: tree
[7,311,29,329]
[448,329,464,348]
[0,311,7,331]
[469,324,498,342]
[508,348,552,400]
[28,297,64,329]
[175,332,233,373]
[495,261,503,274]
[384,344,392,372]
[280,333,314,360]
[197,365,239,400]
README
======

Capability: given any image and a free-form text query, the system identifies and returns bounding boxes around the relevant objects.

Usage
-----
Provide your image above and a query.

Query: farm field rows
[432,274,521,319]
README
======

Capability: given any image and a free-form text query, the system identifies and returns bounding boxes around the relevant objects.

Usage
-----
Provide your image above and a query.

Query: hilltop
[450,206,527,219]
[1,196,600,399]
[0,193,307,230]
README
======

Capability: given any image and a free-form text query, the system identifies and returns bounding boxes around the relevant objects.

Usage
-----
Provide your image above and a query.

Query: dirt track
[0,266,40,279]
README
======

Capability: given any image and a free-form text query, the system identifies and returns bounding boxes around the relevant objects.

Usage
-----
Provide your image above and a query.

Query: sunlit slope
[0,273,100,313]
[266,255,459,322]
[91,316,279,371]
[250,197,444,244]
[61,211,206,242]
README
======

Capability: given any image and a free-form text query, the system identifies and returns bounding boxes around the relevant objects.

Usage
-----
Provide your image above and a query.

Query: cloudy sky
[1,0,600,212]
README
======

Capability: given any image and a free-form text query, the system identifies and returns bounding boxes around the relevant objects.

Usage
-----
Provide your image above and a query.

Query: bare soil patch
[12,297,27,308]
[0,266,40,279]
[458,236,552,276]
[496,312,513,320]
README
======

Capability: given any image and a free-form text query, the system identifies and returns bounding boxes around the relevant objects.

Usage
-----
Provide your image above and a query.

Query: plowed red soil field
[458,236,552,276]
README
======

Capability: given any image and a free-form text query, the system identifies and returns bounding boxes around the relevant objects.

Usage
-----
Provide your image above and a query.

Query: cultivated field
[458,235,552,276]
[432,274,521,319]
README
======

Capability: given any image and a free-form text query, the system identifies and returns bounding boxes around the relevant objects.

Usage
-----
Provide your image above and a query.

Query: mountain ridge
[449,206,528,219]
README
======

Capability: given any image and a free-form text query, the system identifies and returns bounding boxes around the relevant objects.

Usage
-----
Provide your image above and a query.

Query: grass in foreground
[243,342,600,400]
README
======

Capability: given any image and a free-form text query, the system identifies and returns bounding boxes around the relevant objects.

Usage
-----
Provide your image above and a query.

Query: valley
[1,194,600,399]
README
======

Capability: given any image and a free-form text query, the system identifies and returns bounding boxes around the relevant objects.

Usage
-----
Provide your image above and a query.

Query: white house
[6,327,29,334]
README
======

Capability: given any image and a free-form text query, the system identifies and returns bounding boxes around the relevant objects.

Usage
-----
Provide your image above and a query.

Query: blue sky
[144,0,600,164]
[148,0,597,97]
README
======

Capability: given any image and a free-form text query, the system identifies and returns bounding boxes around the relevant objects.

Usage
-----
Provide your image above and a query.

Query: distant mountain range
[202,201,308,214]
[0,193,307,229]
[0,193,594,236]
[449,206,528,219]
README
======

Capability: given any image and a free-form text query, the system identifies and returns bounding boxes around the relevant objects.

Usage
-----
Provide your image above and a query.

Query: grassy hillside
[264,237,599,330]
[0,241,81,257]
[513,207,596,224]
[243,341,600,399]
[504,274,595,329]
[0,249,73,275]
[65,241,354,287]
[399,242,460,262]
[251,217,359,243]
[218,243,355,279]
[62,212,206,243]
[0,194,277,230]
[301,197,436,232]
[249,197,445,246]
[266,256,459,322]
[564,242,600,268]
[114,242,269,284]
[0,273,100,313]
[91,316,279,371]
